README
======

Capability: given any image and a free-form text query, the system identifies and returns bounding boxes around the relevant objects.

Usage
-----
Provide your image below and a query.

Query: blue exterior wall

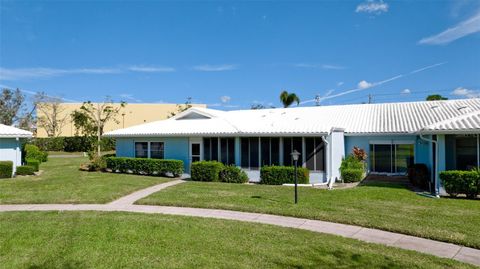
[344,135,433,173]
[115,137,190,171]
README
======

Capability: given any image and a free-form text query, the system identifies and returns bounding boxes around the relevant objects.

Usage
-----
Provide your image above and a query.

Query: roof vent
[431,105,439,109]
[261,115,266,118]
[457,106,468,111]
[295,117,300,120]
[281,112,286,115]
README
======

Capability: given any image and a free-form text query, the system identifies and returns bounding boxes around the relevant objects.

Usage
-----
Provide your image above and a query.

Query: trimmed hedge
[16,165,36,175]
[0,161,13,178]
[219,165,249,183]
[25,144,48,162]
[341,169,364,183]
[408,163,430,189]
[106,157,184,177]
[191,161,225,182]
[440,170,479,199]
[260,166,309,185]
[32,137,116,152]
[26,159,40,172]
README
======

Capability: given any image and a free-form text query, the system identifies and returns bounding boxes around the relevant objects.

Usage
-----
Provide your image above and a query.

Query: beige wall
[36,103,206,137]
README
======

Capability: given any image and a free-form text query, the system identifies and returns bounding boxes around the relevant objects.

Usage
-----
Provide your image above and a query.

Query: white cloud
[220,95,231,103]
[356,0,389,14]
[0,67,121,80]
[337,82,344,87]
[358,80,373,89]
[294,63,345,70]
[419,10,480,45]
[452,87,480,98]
[120,94,142,102]
[128,66,175,72]
[401,88,411,94]
[193,64,237,72]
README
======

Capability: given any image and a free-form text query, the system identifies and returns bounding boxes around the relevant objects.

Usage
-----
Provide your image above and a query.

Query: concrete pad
[300,220,362,237]
[206,210,262,222]
[454,247,480,266]
[392,234,461,258]
[254,214,307,228]
[352,228,404,245]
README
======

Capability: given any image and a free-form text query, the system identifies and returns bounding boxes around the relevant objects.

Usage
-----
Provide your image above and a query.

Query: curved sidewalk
[0,180,479,267]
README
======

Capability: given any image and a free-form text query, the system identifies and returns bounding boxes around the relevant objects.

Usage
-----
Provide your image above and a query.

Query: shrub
[81,155,107,172]
[105,157,184,177]
[16,165,36,176]
[0,161,13,178]
[341,169,364,183]
[440,170,479,199]
[340,155,364,171]
[26,159,40,172]
[219,165,248,183]
[33,137,64,151]
[260,166,309,185]
[408,163,430,189]
[25,144,48,162]
[191,161,225,181]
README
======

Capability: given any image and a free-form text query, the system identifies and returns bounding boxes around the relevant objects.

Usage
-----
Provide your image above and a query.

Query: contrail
[302,62,447,104]
[0,84,80,103]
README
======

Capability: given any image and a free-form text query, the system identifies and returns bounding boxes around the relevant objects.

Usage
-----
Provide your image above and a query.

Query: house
[0,124,33,176]
[36,103,206,137]
[104,99,480,195]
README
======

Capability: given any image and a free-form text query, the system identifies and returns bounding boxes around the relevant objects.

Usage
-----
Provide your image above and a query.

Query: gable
[176,112,211,120]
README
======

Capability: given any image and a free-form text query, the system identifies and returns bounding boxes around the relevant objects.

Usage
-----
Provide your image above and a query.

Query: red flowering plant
[352,146,367,162]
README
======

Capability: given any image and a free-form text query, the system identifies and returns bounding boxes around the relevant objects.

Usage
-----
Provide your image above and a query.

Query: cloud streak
[193,64,237,72]
[294,63,346,70]
[301,62,447,104]
[356,0,389,14]
[419,10,480,45]
[0,65,176,81]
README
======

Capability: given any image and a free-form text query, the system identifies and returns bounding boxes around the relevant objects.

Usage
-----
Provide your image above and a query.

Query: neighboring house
[0,124,33,176]
[105,99,480,195]
[36,103,207,137]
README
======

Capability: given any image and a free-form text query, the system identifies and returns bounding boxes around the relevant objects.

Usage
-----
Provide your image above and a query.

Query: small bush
[82,155,107,172]
[440,170,479,199]
[0,161,13,178]
[341,169,364,183]
[340,155,364,171]
[16,165,36,176]
[260,166,309,185]
[408,163,430,189]
[26,159,40,172]
[106,157,184,177]
[219,165,248,183]
[191,161,225,181]
[25,144,48,162]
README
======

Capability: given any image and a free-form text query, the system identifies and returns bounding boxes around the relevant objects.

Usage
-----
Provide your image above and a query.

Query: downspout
[419,134,439,198]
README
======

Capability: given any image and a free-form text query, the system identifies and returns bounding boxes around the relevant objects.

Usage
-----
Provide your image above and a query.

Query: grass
[138,181,480,249]
[0,157,170,204]
[0,211,474,269]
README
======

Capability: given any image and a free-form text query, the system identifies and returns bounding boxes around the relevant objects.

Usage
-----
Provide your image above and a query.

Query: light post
[291,150,301,204]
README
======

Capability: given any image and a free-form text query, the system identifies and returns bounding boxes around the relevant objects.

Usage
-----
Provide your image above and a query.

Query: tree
[71,98,126,157]
[0,88,25,125]
[251,103,266,110]
[168,97,193,118]
[426,94,448,101]
[35,92,67,137]
[279,90,300,108]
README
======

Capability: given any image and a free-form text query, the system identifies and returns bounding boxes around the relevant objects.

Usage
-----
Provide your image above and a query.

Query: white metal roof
[0,124,33,138]
[104,99,480,137]
[420,110,480,134]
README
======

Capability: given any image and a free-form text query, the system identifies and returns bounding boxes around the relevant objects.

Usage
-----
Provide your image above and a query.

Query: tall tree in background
[280,91,300,108]
[168,97,193,118]
[426,94,448,101]
[0,88,25,125]
[71,98,126,156]
[35,92,67,137]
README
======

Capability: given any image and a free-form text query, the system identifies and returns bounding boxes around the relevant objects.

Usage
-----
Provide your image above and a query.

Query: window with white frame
[135,142,164,159]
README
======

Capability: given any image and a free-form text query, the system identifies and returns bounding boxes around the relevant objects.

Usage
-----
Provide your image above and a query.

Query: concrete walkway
[0,181,479,267]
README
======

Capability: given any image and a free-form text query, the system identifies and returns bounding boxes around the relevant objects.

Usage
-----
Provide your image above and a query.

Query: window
[282,137,303,166]
[455,135,478,170]
[220,138,235,165]
[240,137,260,169]
[135,142,148,158]
[203,138,219,161]
[150,142,164,159]
[305,137,325,171]
[369,142,414,174]
[260,137,280,166]
[203,137,235,165]
[135,142,164,159]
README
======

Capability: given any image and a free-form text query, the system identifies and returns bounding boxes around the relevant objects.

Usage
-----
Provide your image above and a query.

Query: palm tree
[280,91,300,108]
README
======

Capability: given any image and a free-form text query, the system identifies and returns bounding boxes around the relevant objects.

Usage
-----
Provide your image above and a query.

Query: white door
[190,138,202,164]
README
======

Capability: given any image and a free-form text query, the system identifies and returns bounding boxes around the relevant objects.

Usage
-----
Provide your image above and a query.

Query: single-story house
[0,124,33,176]
[105,99,480,195]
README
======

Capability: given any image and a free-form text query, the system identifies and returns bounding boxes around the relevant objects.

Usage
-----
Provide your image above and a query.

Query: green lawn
[138,181,480,249]
[0,211,474,269]
[0,157,170,204]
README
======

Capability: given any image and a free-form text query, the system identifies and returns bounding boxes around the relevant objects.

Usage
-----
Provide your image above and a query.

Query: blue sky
[0,0,479,109]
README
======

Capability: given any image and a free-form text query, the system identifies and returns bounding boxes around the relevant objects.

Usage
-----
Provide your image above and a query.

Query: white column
[329,128,345,183]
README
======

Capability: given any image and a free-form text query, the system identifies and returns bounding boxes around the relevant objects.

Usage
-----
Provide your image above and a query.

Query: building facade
[105,99,480,195]
[36,103,206,137]
[0,124,33,175]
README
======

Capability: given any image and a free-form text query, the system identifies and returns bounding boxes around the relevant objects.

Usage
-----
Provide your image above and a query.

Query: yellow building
[36,103,207,137]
